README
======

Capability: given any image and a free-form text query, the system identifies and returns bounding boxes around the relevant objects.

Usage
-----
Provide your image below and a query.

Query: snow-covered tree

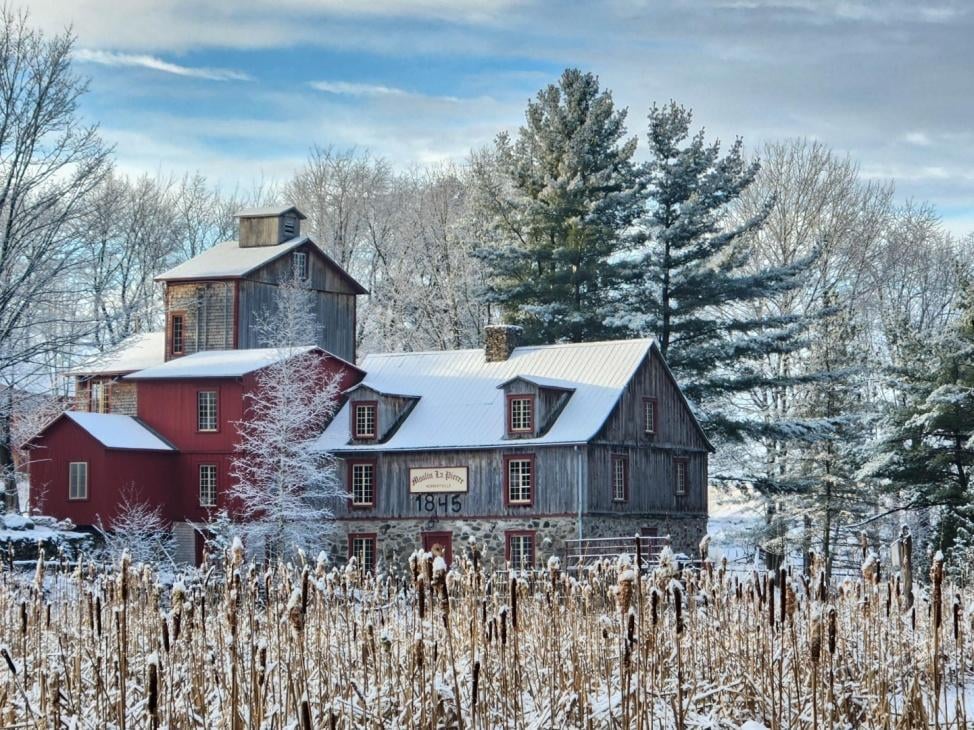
[474,68,644,344]
[228,275,345,559]
[96,487,176,566]
[866,283,974,558]
[614,101,815,449]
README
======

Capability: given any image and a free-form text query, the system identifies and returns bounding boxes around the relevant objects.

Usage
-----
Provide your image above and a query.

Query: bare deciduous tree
[0,9,111,509]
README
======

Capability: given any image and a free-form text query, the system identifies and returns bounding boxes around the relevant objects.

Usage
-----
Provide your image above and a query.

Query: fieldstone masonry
[332,512,707,569]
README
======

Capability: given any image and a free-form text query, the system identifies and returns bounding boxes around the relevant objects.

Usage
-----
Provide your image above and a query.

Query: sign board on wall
[409,466,468,494]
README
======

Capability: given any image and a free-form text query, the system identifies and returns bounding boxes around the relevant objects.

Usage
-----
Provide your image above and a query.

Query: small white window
[351,462,375,506]
[675,461,688,496]
[293,251,309,280]
[508,533,534,568]
[612,456,627,502]
[350,535,376,572]
[353,403,377,439]
[507,458,533,504]
[199,464,217,507]
[198,391,218,432]
[509,396,533,433]
[643,398,656,434]
[69,462,88,500]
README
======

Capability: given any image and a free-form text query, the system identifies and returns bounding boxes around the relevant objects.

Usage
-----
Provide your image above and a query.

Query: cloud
[73,49,252,81]
[309,80,461,102]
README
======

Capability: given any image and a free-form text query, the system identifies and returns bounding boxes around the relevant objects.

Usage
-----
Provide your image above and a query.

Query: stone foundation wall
[331,512,708,570]
[331,516,579,570]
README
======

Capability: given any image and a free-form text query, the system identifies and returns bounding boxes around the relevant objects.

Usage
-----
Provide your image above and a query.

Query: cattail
[300,698,312,730]
[953,594,961,643]
[147,655,159,727]
[510,576,518,631]
[672,581,684,635]
[617,568,635,616]
[785,581,797,624]
[932,550,944,630]
[472,660,481,708]
[651,588,660,627]
[810,611,822,664]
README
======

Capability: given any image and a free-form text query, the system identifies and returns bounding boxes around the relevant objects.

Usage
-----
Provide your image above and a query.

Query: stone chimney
[485,324,523,362]
[237,205,306,247]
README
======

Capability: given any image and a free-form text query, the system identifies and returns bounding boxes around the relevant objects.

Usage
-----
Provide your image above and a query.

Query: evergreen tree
[474,68,644,344]
[867,284,974,558]
[614,101,817,444]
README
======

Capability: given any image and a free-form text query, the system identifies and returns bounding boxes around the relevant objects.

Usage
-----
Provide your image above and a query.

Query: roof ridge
[362,337,653,360]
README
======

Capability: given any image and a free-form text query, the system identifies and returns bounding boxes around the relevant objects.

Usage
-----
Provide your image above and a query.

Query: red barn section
[29,412,178,526]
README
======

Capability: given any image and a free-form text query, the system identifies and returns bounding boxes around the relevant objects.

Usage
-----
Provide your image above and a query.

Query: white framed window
[197,391,218,432]
[351,462,375,506]
[293,251,309,280]
[199,464,217,507]
[68,462,88,501]
[90,381,109,413]
[643,398,656,434]
[612,455,627,502]
[509,396,533,433]
[353,402,377,439]
[350,534,376,572]
[507,532,534,568]
[506,457,533,505]
[675,460,688,496]
[171,314,185,355]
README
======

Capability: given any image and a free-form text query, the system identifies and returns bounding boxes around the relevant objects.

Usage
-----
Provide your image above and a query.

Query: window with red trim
[507,394,535,435]
[505,454,535,506]
[352,401,377,439]
[612,454,628,502]
[349,533,377,572]
[643,397,657,435]
[349,460,376,508]
[506,530,535,568]
[675,459,688,496]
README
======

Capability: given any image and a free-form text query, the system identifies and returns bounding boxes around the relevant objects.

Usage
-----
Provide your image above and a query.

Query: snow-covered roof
[317,339,655,452]
[64,412,175,451]
[236,205,306,219]
[69,331,166,376]
[124,346,343,380]
[156,237,308,281]
[344,381,420,399]
[497,374,578,391]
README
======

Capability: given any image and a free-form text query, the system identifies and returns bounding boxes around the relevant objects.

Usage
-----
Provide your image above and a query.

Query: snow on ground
[706,485,764,570]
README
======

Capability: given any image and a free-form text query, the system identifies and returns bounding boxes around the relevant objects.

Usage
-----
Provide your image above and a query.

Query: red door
[422,531,453,565]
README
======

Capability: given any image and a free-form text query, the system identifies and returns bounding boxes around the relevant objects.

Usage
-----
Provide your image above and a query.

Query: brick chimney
[485,324,523,362]
[237,205,306,247]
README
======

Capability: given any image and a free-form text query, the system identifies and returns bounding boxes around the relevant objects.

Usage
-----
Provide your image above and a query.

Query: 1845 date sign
[409,466,466,514]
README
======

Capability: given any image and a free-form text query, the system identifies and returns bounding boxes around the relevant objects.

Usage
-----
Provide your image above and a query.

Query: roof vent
[237,205,306,248]
[485,324,523,362]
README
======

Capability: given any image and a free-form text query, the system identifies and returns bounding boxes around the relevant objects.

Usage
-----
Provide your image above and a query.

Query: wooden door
[422,531,453,565]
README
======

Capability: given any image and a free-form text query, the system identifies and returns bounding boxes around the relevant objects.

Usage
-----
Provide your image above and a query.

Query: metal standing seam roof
[316,338,655,452]
[63,412,175,451]
[123,346,323,380]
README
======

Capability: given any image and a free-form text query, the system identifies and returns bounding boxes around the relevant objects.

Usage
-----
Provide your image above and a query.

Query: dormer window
[507,395,534,435]
[293,251,309,281]
[352,401,377,440]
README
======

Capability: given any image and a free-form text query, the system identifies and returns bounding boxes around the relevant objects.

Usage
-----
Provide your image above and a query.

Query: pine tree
[867,283,974,557]
[228,276,345,559]
[474,68,644,344]
[614,101,816,443]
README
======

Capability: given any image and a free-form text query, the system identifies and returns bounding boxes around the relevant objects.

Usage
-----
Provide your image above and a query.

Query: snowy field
[0,547,968,728]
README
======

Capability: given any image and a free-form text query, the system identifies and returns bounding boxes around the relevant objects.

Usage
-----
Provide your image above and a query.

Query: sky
[26,0,974,236]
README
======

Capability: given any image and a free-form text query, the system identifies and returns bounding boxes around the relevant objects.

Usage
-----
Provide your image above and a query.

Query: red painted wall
[28,417,177,527]
[29,351,363,528]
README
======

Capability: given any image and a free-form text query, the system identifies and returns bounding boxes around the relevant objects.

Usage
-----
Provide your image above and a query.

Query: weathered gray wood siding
[237,243,357,362]
[165,281,236,359]
[588,348,709,515]
[333,446,585,519]
[238,215,297,248]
